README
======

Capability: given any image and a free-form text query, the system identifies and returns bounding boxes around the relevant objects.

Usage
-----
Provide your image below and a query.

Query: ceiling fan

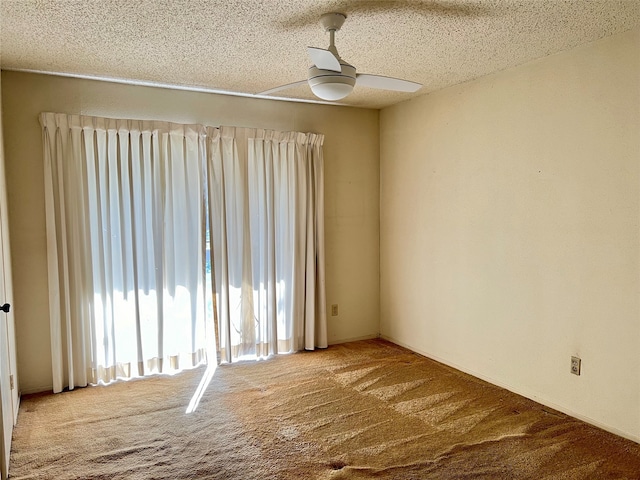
[259,12,422,101]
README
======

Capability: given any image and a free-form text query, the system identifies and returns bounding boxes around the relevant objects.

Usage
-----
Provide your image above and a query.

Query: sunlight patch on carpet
[185,364,216,414]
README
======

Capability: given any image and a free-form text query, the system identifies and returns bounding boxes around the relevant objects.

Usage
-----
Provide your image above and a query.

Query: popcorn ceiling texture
[1,0,639,109]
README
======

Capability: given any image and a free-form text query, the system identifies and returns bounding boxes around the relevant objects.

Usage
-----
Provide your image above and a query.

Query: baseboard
[328,333,379,346]
[380,334,640,445]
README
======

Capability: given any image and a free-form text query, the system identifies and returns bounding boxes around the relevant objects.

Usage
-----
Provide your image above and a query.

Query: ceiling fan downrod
[322,13,346,56]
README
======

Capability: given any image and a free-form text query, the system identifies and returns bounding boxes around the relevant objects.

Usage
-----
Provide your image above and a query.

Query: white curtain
[41,113,211,393]
[41,114,327,392]
[207,127,327,362]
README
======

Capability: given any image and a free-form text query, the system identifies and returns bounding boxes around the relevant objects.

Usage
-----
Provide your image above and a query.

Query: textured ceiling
[1,0,639,109]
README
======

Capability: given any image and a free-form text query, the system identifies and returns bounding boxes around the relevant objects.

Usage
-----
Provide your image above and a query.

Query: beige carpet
[9,339,640,479]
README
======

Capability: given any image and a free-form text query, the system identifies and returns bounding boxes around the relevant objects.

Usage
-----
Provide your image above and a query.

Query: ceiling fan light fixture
[308,64,356,101]
[309,79,354,101]
[258,12,422,102]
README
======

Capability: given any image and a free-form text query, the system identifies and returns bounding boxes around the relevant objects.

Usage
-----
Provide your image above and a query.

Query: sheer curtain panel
[41,113,211,393]
[207,127,327,362]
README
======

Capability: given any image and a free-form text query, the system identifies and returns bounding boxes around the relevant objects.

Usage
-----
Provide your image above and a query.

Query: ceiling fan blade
[356,74,422,93]
[258,80,308,96]
[307,47,341,72]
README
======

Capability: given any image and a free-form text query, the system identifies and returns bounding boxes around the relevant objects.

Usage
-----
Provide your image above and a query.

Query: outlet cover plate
[571,356,581,376]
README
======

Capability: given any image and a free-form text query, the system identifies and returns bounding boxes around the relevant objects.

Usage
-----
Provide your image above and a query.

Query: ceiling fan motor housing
[308,63,356,101]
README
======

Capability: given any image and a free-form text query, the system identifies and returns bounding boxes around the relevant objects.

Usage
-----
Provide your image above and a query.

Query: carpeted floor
[9,339,640,479]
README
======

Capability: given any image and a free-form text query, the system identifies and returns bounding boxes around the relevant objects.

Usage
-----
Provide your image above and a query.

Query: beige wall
[1,71,380,394]
[380,27,640,441]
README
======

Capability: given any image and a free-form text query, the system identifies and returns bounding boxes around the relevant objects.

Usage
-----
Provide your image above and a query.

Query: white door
[0,199,13,480]
[0,162,17,424]
[0,103,18,479]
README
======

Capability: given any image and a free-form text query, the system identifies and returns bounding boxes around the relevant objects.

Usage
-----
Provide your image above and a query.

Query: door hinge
[9,375,14,390]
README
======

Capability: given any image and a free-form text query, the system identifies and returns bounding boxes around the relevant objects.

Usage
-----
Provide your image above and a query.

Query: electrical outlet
[331,304,338,316]
[570,356,581,376]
